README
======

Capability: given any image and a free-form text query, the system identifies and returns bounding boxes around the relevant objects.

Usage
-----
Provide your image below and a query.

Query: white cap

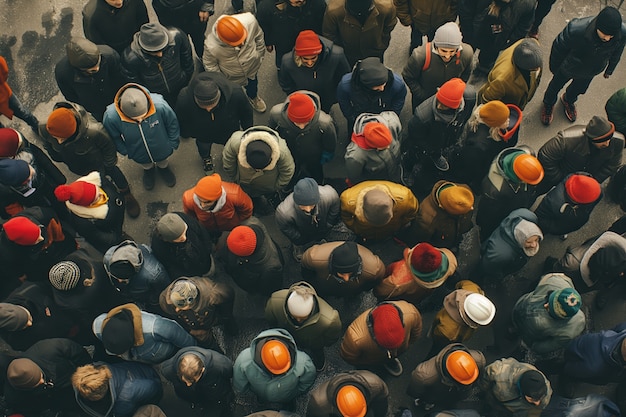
[287,291,314,319]
[463,293,496,326]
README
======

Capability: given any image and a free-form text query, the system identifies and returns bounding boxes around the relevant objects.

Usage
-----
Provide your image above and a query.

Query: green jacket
[394,0,456,32]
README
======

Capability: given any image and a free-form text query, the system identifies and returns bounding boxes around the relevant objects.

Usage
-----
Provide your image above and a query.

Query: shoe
[528,27,539,39]
[202,156,214,175]
[560,233,568,241]
[292,244,304,262]
[431,154,449,171]
[119,187,140,218]
[400,163,416,187]
[158,166,176,187]
[248,95,267,113]
[142,167,156,191]
[384,358,403,376]
[541,103,554,126]
[311,349,327,372]
[561,93,577,122]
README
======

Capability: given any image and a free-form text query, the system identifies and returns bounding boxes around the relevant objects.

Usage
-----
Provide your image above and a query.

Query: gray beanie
[120,87,149,118]
[0,303,29,331]
[513,39,543,70]
[433,22,463,49]
[66,37,100,70]
[293,178,320,206]
[157,213,187,242]
[138,23,169,52]
[49,261,82,291]
[362,189,393,226]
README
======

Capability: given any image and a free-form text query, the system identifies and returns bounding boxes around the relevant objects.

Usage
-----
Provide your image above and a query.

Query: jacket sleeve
[538,135,567,187]
[275,207,303,243]
[93,126,119,167]
[327,192,341,226]
[232,354,251,394]
[162,104,181,150]
[479,78,506,104]
[221,136,240,180]
[278,64,297,94]
[253,20,266,58]
[58,339,92,367]
[382,7,398,39]
[509,0,534,44]
[234,187,254,220]
[320,114,338,153]
[256,0,274,46]
[336,78,354,120]
[103,112,128,156]
[393,0,412,26]
[29,143,67,186]
[275,144,296,189]
[155,316,197,348]
[549,23,573,73]
[120,52,141,83]
[177,30,195,80]
[605,88,626,132]
[606,32,626,75]
[458,0,477,46]
[594,139,624,183]
[322,12,340,44]
[54,67,80,104]
[339,333,363,364]
[344,152,365,184]
[235,90,254,130]
[202,47,220,73]
[390,76,408,115]
[402,53,427,104]
[296,354,317,394]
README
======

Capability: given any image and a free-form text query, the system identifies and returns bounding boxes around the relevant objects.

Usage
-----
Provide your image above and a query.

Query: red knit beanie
[194,174,223,201]
[363,122,392,148]
[46,108,77,139]
[410,243,442,273]
[2,216,41,246]
[371,304,404,349]
[287,93,316,124]
[0,128,21,157]
[227,225,257,256]
[565,174,601,204]
[436,78,466,109]
[54,181,97,206]
[294,30,323,56]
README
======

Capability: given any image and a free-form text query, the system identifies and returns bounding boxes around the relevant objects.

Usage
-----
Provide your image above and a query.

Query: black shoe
[383,358,403,376]
[202,156,214,175]
[120,188,140,218]
[142,167,156,191]
[158,166,176,187]
[400,163,416,187]
[431,154,449,171]
[311,349,327,372]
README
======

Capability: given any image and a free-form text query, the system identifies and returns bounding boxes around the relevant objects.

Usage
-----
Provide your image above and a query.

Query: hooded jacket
[512,273,586,355]
[40,101,119,175]
[307,370,389,417]
[202,13,266,86]
[265,281,342,350]
[278,36,351,112]
[175,71,253,144]
[103,83,180,164]
[605,87,626,135]
[345,111,402,183]
[222,126,295,197]
[233,328,316,403]
[340,300,422,365]
[341,180,419,241]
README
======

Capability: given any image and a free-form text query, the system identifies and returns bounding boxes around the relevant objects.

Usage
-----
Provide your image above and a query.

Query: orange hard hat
[336,385,367,417]
[513,154,544,185]
[216,16,247,47]
[445,350,479,385]
[260,339,291,375]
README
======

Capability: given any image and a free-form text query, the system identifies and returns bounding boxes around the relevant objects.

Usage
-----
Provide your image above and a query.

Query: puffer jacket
[265,281,341,349]
[550,15,626,78]
[341,180,419,241]
[202,13,266,86]
[275,183,340,245]
[103,83,180,164]
[307,370,389,417]
[121,27,193,99]
[340,300,422,365]
[395,0,456,33]
[40,101,118,175]
[233,328,316,403]
[301,241,386,297]
[278,36,351,112]
[345,111,402,184]
[512,273,586,355]
[222,126,295,197]
[74,361,163,417]
[605,87,626,134]
[430,280,484,346]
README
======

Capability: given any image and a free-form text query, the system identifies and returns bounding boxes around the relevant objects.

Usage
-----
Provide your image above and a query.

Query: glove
[320,151,334,164]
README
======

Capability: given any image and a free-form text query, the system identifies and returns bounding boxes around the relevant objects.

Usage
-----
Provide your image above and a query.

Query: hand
[266,45,274,52]
[199,11,210,22]
[604,72,611,79]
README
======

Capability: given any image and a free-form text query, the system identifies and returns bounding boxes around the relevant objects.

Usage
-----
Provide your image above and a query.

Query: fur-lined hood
[237,126,282,171]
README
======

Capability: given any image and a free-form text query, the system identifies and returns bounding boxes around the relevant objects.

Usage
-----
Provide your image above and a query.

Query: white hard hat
[287,291,314,319]
[463,293,496,326]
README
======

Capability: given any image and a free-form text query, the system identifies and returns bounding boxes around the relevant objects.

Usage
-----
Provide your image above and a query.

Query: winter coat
[40,101,118,175]
[374,246,457,303]
[0,57,13,119]
[175,71,253,145]
[341,180,419,241]
[159,346,233,406]
[340,300,422,365]
[395,0,457,33]
[537,126,624,192]
[480,358,552,417]
[541,394,621,417]
[345,111,402,184]
[409,181,474,248]
[265,281,342,350]
[478,38,542,109]
[322,0,397,66]
[535,173,601,236]
[407,343,486,404]
[223,216,284,295]
[301,241,386,297]
[605,87,626,134]
[103,240,172,308]
[403,41,474,109]
[275,183,340,245]
[82,0,149,54]
[159,276,235,344]
[278,36,350,112]
[223,126,295,196]
[307,370,389,417]
[182,180,253,232]
[93,303,196,364]
[563,322,626,383]
[4,338,92,416]
[233,328,317,403]
[202,13,266,86]
[268,90,337,181]
[512,273,586,355]
[151,212,214,278]
[55,44,125,122]
[103,83,180,164]
[550,15,626,78]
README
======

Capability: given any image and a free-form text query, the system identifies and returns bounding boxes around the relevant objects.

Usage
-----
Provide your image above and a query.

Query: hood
[103,240,144,279]
[499,104,522,142]
[237,126,282,170]
[498,208,539,244]
[251,328,298,374]
[495,146,533,180]
[281,90,321,129]
[113,83,157,122]
[318,35,336,63]
[580,231,626,286]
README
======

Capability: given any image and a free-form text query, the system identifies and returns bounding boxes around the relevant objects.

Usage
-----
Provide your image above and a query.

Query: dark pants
[543,68,593,106]
[409,23,436,55]
[6,94,39,131]
[244,77,258,99]
[532,0,558,31]
[196,139,213,159]
[152,1,208,58]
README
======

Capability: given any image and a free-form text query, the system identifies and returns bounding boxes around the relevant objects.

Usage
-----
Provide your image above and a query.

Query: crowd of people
[1,0,626,416]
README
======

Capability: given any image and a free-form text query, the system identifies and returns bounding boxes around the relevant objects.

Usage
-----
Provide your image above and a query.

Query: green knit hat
[548,288,581,319]
[501,151,525,183]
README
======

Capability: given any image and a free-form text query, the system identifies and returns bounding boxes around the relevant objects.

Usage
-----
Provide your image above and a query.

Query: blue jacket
[74,361,163,417]
[541,394,621,417]
[103,83,180,164]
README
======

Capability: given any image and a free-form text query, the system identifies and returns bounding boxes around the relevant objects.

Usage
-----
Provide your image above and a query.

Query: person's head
[588,245,626,286]
[462,293,496,327]
[54,180,99,207]
[104,0,123,8]
[106,240,143,285]
[478,101,510,129]
[49,255,94,292]
[287,286,315,323]
[0,128,24,158]
[545,284,582,319]
[329,241,362,282]
[287,93,316,129]
[512,38,542,71]
[585,115,615,148]
[119,85,150,122]
[178,353,205,387]
[595,6,622,42]
[513,219,543,256]
[193,173,223,210]
[501,151,544,185]
[193,74,221,112]
[227,225,262,257]
[260,339,292,375]
[72,364,113,401]
[157,213,188,243]
[345,0,373,18]
[243,133,274,169]
[361,188,394,226]
[66,37,101,74]
[293,177,320,213]
[0,303,32,331]
[2,216,44,246]
[216,15,247,47]
[370,303,405,350]
[432,22,462,63]
[519,370,548,406]
[436,183,474,216]
[445,349,479,385]
[564,174,602,205]
[138,23,169,57]
[288,0,306,7]
[294,30,322,68]
[0,158,32,188]
[101,309,135,355]
[169,279,199,312]
[362,122,392,150]
[436,78,466,112]
[408,243,449,288]
[7,358,44,390]
[336,385,367,417]
[356,57,388,92]
[46,107,78,143]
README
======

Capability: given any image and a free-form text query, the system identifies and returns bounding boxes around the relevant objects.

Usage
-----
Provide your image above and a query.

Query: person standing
[395,0,458,54]
[0,56,39,132]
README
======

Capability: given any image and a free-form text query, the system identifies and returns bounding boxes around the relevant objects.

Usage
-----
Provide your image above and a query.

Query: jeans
[543,69,593,106]
[140,158,169,169]
[244,76,258,99]
[195,139,213,159]
[532,0,558,31]
[8,94,39,131]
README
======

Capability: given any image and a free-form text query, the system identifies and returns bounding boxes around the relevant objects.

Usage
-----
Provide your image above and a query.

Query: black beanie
[519,370,547,400]
[589,246,626,285]
[246,140,273,169]
[102,310,134,354]
[329,242,362,274]
[346,0,373,15]
[596,7,622,36]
